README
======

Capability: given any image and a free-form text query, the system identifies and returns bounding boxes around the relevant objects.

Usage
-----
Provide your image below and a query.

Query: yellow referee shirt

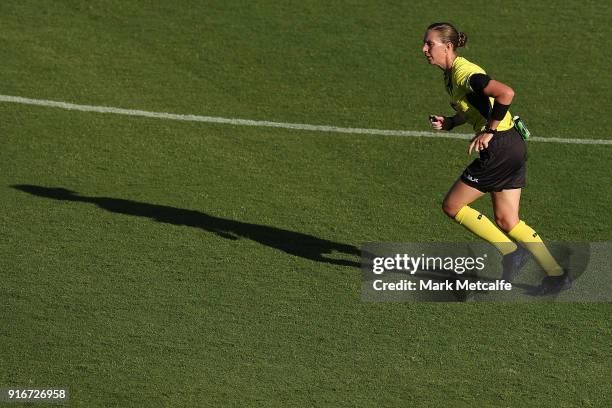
[445,56,514,132]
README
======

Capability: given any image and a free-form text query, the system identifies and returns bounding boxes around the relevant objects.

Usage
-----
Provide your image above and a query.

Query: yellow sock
[507,221,563,276]
[454,206,517,255]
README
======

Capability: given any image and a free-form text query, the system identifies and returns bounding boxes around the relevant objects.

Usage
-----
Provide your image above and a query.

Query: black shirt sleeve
[469,73,491,94]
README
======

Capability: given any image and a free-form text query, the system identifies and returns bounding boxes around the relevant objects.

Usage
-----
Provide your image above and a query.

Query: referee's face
[422,30,446,68]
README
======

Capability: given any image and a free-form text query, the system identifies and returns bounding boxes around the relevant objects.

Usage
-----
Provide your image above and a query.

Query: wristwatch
[483,127,497,135]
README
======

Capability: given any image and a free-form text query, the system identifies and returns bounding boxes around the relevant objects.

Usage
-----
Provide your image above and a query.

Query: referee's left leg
[491,189,563,277]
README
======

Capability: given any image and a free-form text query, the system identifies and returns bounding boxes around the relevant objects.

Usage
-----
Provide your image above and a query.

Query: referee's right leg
[442,179,517,255]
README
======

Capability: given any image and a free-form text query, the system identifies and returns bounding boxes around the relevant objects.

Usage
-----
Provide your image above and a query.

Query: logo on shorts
[466,174,479,183]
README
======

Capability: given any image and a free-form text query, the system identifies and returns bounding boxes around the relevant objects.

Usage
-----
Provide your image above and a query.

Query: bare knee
[442,199,463,218]
[495,215,519,232]
[442,180,484,220]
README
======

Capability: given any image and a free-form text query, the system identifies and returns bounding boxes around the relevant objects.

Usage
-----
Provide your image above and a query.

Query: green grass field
[1,1,611,407]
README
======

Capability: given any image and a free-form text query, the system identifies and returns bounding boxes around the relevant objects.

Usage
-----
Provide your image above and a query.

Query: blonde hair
[426,22,467,49]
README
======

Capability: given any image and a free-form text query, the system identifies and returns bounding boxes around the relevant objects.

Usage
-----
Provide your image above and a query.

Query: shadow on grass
[12,185,360,268]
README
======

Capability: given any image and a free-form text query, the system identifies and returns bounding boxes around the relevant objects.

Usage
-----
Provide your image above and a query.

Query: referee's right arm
[445,113,466,130]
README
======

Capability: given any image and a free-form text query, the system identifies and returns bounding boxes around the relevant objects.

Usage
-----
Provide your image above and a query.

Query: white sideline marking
[1,94,611,146]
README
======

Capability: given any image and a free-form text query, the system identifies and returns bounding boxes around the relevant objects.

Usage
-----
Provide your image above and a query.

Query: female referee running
[422,22,568,294]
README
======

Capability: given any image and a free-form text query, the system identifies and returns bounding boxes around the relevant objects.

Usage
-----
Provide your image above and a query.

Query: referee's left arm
[470,74,515,132]
[468,76,515,154]
[482,80,514,131]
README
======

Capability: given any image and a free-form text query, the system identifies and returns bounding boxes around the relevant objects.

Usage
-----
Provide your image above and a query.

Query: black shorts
[461,127,527,193]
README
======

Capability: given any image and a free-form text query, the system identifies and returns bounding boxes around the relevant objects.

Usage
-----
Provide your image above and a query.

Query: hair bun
[457,32,468,48]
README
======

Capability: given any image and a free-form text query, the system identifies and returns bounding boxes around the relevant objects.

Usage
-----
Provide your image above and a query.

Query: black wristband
[491,101,510,121]
[446,116,455,130]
